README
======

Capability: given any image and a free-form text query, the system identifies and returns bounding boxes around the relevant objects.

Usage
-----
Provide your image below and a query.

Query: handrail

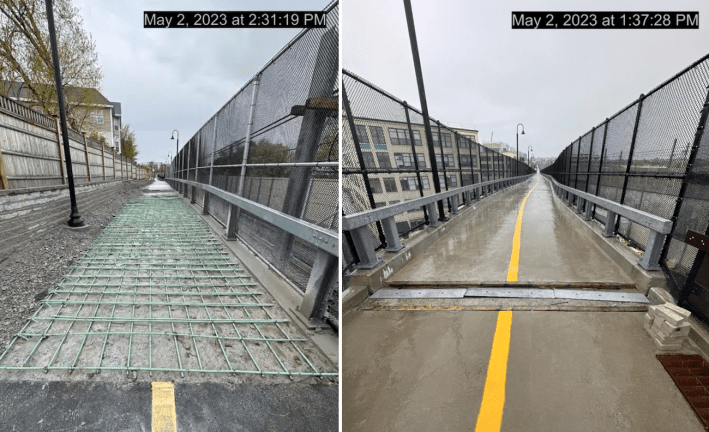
[545,175,672,234]
[343,174,532,231]
[168,177,337,257]
[344,174,533,269]
[544,174,672,271]
[168,176,337,325]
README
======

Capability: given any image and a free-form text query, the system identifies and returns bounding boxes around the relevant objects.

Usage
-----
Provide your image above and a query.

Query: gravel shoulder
[0,181,150,355]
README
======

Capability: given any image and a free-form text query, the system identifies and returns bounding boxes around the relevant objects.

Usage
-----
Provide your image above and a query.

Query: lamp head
[171,136,174,140]
[521,130,525,135]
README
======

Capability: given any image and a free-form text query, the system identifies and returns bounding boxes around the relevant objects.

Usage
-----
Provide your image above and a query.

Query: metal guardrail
[169,177,337,323]
[545,175,672,271]
[343,174,533,269]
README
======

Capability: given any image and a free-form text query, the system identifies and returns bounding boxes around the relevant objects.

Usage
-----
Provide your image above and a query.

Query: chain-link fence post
[342,83,386,250]
[585,127,596,192]
[660,84,709,268]
[616,94,645,233]
[404,102,429,224]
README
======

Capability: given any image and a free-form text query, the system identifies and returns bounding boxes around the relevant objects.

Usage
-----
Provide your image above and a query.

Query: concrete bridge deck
[343,174,705,431]
[388,174,634,288]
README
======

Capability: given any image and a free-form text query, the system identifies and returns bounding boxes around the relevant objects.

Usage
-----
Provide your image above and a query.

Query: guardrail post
[567,191,574,206]
[476,186,481,200]
[450,194,460,214]
[382,217,405,252]
[583,199,593,220]
[350,226,382,269]
[225,203,239,239]
[299,249,337,322]
[576,198,584,214]
[602,211,617,237]
[463,190,471,206]
[638,231,664,271]
[426,202,440,227]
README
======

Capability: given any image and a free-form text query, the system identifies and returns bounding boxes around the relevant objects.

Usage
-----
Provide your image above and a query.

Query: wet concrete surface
[388,174,635,286]
[343,310,705,432]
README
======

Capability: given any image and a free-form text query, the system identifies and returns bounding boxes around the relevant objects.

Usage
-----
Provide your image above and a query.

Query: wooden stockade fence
[0,94,149,190]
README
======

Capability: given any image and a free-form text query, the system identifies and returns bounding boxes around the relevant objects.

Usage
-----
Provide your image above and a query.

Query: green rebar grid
[0,195,335,377]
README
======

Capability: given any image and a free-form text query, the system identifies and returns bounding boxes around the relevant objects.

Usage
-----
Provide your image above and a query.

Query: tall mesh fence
[541,53,709,323]
[342,70,534,275]
[167,2,338,316]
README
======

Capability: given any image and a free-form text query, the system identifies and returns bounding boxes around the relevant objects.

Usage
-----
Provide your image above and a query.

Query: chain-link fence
[342,70,534,275]
[541,53,709,323]
[167,1,339,317]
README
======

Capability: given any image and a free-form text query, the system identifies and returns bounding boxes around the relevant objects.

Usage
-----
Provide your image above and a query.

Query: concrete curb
[544,176,667,294]
[343,179,533,314]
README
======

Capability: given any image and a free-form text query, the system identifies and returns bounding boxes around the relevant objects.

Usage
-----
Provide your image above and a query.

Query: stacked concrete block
[644,303,692,352]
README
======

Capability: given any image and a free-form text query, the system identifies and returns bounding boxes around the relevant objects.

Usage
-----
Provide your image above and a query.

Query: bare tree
[0,0,103,130]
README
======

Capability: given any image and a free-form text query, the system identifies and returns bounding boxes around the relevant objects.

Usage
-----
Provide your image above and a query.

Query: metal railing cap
[342,174,532,231]
[545,175,673,234]
[169,178,338,257]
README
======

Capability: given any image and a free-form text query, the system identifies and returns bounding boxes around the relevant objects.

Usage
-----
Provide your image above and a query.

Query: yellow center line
[506,176,540,282]
[475,176,539,432]
[152,382,178,432]
[474,310,513,432]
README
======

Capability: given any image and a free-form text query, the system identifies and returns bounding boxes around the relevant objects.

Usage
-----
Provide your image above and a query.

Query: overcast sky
[343,0,709,158]
[73,0,330,164]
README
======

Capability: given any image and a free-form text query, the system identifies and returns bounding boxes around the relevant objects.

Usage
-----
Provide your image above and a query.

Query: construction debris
[644,304,692,352]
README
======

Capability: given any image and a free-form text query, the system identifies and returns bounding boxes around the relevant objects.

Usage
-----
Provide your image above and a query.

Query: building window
[376,152,391,168]
[362,152,376,169]
[383,177,398,193]
[399,177,419,191]
[420,175,430,189]
[414,153,425,168]
[394,153,414,168]
[355,124,369,144]
[434,154,455,168]
[412,130,422,146]
[457,135,471,148]
[92,110,104,125]
[460,154,471,167]
[374,201,386,208]
[433,131,452,147]
[448,174,458,187]
[114,125,119,131]
[388,128,409,145]
[438,175,447,188]
[370,178,383,193]
[369,126,386,145]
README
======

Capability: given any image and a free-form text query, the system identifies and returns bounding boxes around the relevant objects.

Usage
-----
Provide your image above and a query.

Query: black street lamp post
[516,123,525,175]
[45,0,84,228]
